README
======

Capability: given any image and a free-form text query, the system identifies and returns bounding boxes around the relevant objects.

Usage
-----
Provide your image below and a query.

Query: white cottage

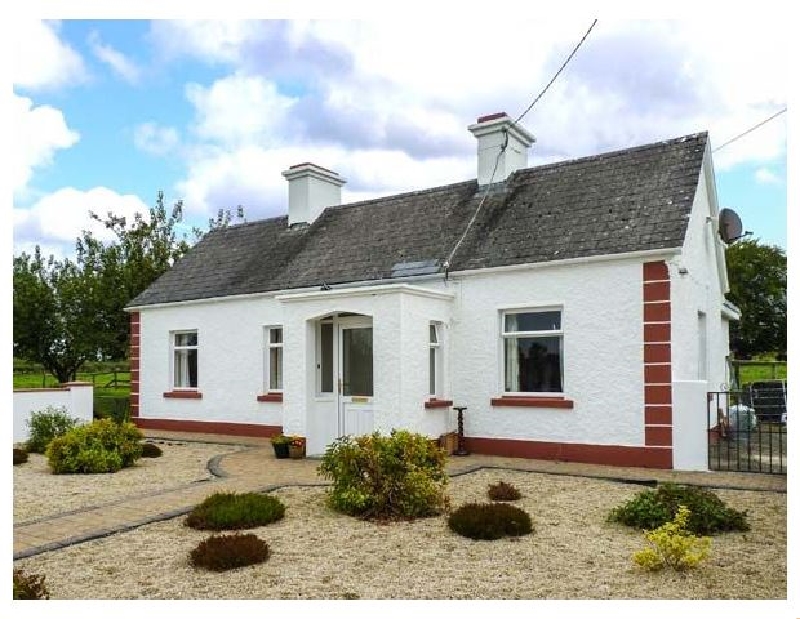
[127,113,737,470]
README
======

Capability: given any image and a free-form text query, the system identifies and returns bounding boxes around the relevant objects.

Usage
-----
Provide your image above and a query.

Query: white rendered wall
[672,380,709,470]
[13,384,94,443]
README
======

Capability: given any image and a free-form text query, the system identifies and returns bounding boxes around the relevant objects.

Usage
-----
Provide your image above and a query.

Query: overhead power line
[514,18,598,124]
[713,107,787,153]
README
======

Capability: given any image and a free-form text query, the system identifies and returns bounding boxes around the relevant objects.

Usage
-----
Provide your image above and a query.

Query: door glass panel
[342,327,373,397]
[320,322,333,393]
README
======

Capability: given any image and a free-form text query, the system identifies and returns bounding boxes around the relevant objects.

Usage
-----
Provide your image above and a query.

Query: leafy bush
[13,569,50,599]
[317,430,448,520]
[633,506,711,571]
[448,502,533,540]
[185,492,286,530]
[270,434,291,446]
[26,406,80,454]
[141,442,163,458]
[487,480,522,501]
[189,533,271,571]
[93,397,131,424]
[45,419,143,474]
[608,482,749,535]
[14,448,29,466]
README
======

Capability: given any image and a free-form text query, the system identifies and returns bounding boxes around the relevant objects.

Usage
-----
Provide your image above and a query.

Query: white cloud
[12,93,80,197]
[133,122,180,156]
[88,31,141,84]
[755,167,781,185]
[12,20,86,90]
[14,187,150,260]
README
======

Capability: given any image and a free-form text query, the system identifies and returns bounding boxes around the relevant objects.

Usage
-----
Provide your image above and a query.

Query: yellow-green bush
[633,505,711,571]
[46,419,143,474]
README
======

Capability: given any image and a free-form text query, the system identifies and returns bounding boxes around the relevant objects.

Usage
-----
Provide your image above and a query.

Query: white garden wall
[13,383,94,443]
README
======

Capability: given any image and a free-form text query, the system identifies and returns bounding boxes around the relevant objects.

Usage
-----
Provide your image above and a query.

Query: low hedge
[448,502,533,540]
[190,533,271,571]
[487,481,522,501]
[14,448,29,466]
[45,419,143,474]
[13,569,50,600]
[26,406,79,454]
[141,443,163,458]
[185,492,286,530]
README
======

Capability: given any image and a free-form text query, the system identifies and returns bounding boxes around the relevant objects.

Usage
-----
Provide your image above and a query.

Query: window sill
[257,393,284,403]
[163,390,202,399]
[490,395,574,409]
[425,398,453,409]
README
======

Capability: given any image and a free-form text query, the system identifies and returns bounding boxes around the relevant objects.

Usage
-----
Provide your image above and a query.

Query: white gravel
[13,469,786,599]
[13,441,240,523]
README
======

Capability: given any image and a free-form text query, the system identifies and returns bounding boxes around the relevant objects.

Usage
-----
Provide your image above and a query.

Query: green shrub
[185,492,286,530]
[608,482,750,535]
[448,502,533,540]
[189,533,271,571]
[317,430,448,520]
[45,419,143,474]
[633,506,712,571]
[26,406,80,454]
[14,448,29,466]
[13,569,50,599]
[141,443,163,458]
[487,480,522,501]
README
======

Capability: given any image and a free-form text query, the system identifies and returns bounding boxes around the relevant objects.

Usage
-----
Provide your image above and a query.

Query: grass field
[735,362,787,386]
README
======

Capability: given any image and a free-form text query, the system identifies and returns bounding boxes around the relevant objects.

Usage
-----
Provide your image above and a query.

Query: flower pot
[273,443,290,459]
[288,444,305,459]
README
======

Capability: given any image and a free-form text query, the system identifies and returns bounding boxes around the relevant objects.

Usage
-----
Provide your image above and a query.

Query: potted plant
[288,436,306,459]
[270,434,291,459]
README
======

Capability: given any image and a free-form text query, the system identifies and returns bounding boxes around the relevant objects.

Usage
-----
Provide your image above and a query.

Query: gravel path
[13,441,240,523]
[14,469,785,599]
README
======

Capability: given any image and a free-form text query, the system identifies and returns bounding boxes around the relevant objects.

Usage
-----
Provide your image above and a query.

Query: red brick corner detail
[425,398,453,409]
[257,393,284,403]
[134,417,282,438]
[490,396,574,409]
[643,261,672,460]
[130,311,140,418]
[163,390,203,399]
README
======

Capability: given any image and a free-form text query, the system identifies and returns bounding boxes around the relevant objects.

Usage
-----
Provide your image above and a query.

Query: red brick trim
[425,398,453,409]
[644,426,673,447]
[130,393,139,405]
[644,343,671,363]
[645,406,673,425]
[163,390,203,399]
[465,436,673,469]
[134,418,283,438]
[643,261,672,452]
[490,396,574,409]
[643,281,670,302]
[644,323,671,343]
[643,261,669,281]
[257,393,284,402]
[130,312,140,418]
[644,364,671,384]
[644,301,671,322]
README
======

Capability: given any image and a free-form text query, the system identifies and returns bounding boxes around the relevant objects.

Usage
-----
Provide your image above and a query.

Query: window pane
[175,332,197,347]
[342,327,373,397]
[320,323,333,393]
[430,348,436,395]
[270,347,283,390]
[505,311,561,332]
[270,328,283,344]
[504,336,562,392]
[174,349,198,388]
[430,324,437,344]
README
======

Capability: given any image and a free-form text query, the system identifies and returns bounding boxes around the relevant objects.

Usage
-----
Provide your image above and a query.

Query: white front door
[337,318,374,438]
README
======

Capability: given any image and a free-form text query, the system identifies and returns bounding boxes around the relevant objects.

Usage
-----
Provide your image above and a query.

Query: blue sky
[11,19,787,259]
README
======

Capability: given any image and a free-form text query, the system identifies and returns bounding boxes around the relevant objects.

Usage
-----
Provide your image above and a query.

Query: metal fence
[707,388,786,475]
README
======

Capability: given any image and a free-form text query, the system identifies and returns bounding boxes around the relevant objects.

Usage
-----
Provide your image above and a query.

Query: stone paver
[13,432,786,559]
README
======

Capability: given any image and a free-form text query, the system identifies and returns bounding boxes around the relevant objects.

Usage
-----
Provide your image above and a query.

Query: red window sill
[257,393,284,403]
[490,396,574,409]
[424,398,453,409]
[163,390,202,399]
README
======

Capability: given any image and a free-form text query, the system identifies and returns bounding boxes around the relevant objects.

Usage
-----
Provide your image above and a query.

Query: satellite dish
[719,208,743,244]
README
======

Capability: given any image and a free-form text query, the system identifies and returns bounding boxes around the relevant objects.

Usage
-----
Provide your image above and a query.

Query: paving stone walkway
[13,430,786,560]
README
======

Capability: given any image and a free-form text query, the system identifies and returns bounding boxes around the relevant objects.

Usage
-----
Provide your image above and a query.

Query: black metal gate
[707,387,786,474]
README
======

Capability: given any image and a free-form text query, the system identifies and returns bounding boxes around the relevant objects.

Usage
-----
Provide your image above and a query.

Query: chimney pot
[468,114,535,185]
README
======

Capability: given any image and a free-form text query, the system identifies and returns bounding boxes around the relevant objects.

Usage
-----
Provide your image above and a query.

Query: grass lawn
[735,362,787,385]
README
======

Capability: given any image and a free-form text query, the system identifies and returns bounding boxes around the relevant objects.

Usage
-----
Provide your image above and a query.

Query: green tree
[725,239,786,358]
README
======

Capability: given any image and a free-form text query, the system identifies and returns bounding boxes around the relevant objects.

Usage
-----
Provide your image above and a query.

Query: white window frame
[171,330,198,390]
[429,322,443,397]
[264,325,284,393]
[500,306,564,396]
[315,319,335,398]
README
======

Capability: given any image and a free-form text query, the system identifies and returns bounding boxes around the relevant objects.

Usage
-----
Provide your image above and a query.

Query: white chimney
[282,162,346,226]
[468,112,535,185]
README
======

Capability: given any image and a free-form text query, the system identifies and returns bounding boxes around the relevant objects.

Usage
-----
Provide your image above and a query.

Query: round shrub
[608,482,750,535]
[185,492,286,530]
[317,430,449,520]
[189,533,271,572]
[487,480,522,501]
[26,406,80,454]
[14,448,29,466]
[45,419,144,474]
[141,442,163,458]
[13,569,50,599]
[448,502,533,540]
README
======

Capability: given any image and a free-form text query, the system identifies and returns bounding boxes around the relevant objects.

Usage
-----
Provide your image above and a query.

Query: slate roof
[129,131,708,307]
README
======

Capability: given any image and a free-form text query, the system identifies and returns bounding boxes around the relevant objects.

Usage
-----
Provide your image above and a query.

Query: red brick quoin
[130,311,140,418]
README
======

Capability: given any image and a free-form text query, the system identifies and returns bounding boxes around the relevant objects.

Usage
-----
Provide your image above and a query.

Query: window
[502,309,563,393]
[317,321,334,394]
[265,327,283,391]
[429,323,442,396]
[698,312,707,381]
[172,331,198,389]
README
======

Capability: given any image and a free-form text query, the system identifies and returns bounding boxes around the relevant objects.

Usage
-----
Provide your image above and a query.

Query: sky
[10,18,788,261]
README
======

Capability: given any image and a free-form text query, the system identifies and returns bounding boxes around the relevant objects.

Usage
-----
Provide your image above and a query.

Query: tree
[725,239,786,358]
